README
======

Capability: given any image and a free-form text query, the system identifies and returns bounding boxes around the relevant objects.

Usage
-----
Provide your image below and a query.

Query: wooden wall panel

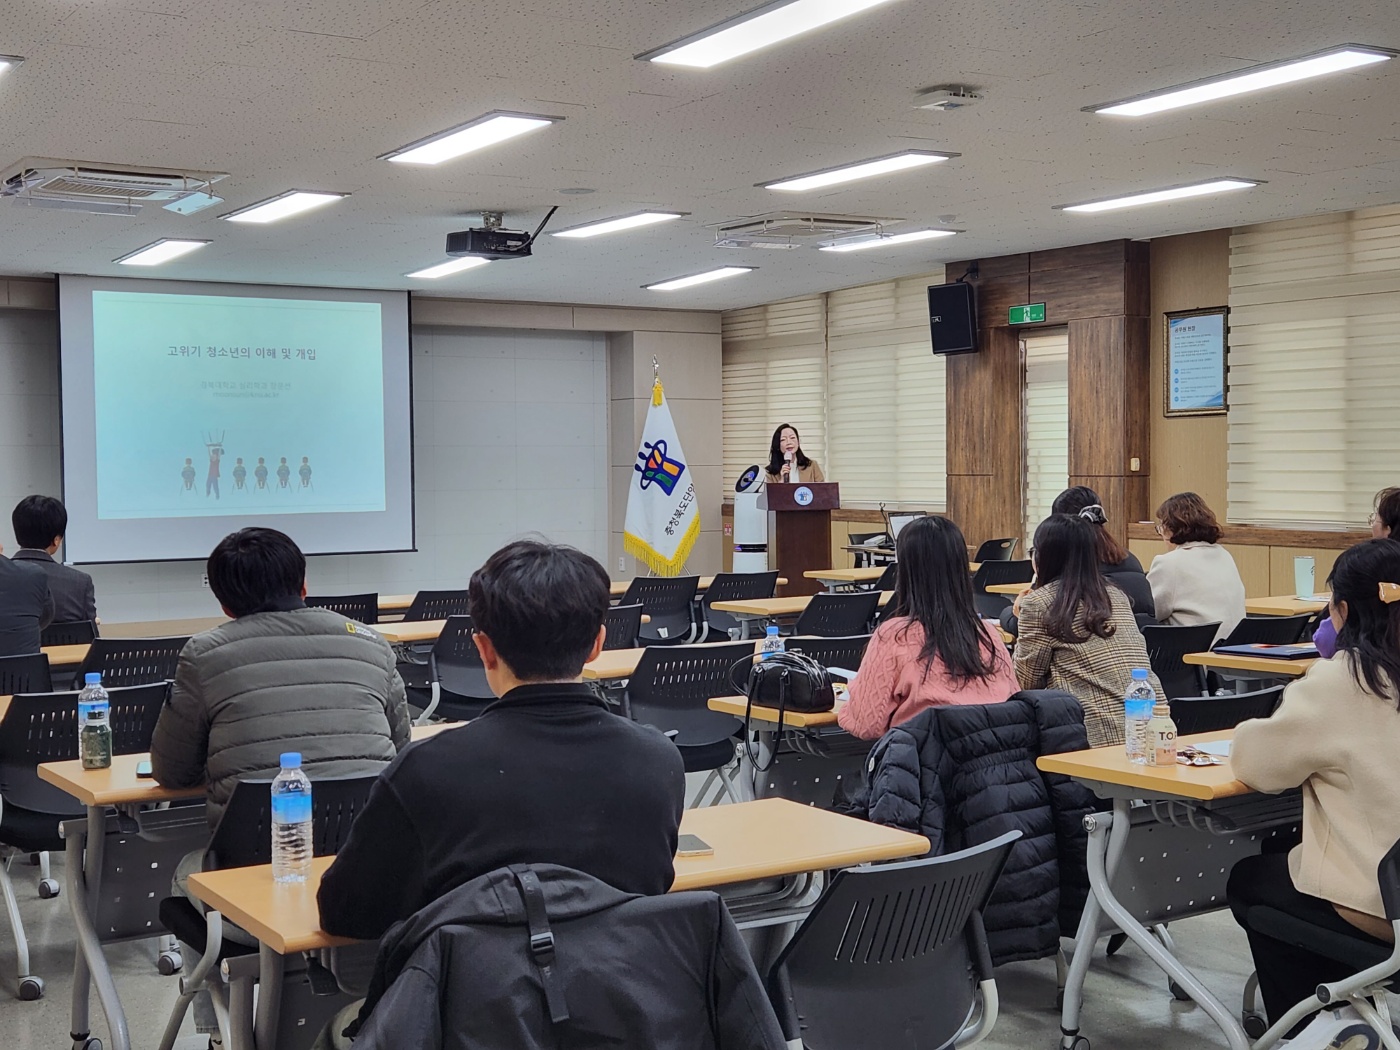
[1030,241,1127,273]
[1068,316,1127,476]
[975,274,1032,327]
[947,473,1022,548]
[1030,265,1125,321]
[946,326,1020,476]
[1125,314,1151,478]
[1069,474,1148,548]
[1125,241,1151,317]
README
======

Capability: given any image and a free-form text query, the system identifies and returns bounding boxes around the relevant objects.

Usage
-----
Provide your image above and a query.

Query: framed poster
[1164,307,1228,417]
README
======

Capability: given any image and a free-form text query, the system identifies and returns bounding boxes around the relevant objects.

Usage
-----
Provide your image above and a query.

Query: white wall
[0,309,609,621]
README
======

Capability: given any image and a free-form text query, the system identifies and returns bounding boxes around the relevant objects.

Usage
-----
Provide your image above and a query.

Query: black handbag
[728,650,835,773]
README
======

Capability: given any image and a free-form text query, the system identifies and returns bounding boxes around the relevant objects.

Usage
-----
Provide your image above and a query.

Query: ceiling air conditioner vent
[1,159,229,216]
[712,212,889,250]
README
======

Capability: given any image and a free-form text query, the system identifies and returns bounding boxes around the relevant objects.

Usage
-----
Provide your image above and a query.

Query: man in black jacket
[318,540,686,940]
[10,495,97,624]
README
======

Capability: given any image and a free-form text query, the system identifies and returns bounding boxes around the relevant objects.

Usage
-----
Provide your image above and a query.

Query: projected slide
[91,291,386,520]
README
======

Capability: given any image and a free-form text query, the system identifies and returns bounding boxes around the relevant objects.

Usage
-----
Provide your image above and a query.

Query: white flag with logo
[624,377,700,576]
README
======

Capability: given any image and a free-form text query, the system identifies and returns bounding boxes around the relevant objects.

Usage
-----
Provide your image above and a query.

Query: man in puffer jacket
[862,689,1096,965]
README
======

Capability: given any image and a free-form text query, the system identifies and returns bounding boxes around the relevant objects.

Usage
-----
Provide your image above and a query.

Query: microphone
[784,449,794,482]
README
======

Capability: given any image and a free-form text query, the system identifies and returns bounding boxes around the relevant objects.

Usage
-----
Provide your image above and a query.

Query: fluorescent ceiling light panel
[764,150,956,191]
[820,228,960,252]
[641,0,901,68]
[553,211,685,239]
[1091,44,1396,116]
[645,266,754,291]
[222,190,347,224]
[1059,178,1260,213]
[381,111,560,166]
[0,55,23,77]
[405,257,491,279]
[115,239,211,266]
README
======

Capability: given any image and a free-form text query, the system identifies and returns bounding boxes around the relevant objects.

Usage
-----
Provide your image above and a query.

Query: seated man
[0,537,54,658]
[11,494,97,625]
[318,540,686,941]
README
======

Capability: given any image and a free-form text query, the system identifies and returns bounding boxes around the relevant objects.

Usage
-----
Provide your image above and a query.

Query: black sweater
[318,683,686,940]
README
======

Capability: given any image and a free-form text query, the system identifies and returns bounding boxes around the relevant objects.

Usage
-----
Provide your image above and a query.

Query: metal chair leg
[0,853,39,1000]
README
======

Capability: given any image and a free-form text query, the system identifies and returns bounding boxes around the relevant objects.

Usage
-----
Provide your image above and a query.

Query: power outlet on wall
[618,556,626,572]
[201,573,209,588]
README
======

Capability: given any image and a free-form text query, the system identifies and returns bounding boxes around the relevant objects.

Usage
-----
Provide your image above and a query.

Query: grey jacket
[150,606,410,826]
[10,549,97,624]
[0,555,54,657]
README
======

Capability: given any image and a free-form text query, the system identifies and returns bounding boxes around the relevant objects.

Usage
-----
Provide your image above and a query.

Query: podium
[760,482,840,597]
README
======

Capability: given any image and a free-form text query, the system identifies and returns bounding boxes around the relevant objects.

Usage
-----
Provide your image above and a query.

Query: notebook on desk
[1212,642,1320,660]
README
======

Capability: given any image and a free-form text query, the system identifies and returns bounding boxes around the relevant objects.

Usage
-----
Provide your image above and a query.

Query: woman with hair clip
[837,515,1017,740]
[1227,538,1400,1036]
[1315,486,1400,657]
[764,423,825,485]
[1013,514,1162,748]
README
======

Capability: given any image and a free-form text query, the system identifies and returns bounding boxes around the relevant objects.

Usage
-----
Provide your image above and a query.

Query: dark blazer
[10,549,97,624]
[0,556,55,657]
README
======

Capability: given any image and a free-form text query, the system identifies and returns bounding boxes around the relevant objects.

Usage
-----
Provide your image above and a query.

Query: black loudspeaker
[927,281,978,355]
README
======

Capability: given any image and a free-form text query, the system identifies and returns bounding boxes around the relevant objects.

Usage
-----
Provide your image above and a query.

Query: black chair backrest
[786,635,871,674]
[973,537,1019,562]
[1217,613,1315,647]
[305,593,379,625]
[1141,622,1221,699]
[622,576,700,644]
[1170,684,1283,736]
[971,559,1034,619]
[0,681,169,813]
[771,830,1019,1050]
[428,616,492,700]
[41,619,98,647]
[206,774,380,870]
[793,592,881,638]
[76,636,188,688]
[699,572,780,640]
[626,641,751,747]
[871,562,898,592]
[602,604,644,651]
[0,652,52,695]
[404,589,472,622]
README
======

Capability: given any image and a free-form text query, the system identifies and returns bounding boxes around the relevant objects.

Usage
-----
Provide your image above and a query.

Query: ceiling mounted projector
[446,207,558,260]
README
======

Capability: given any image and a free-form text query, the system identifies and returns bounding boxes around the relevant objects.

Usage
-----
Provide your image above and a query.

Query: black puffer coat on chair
[861,690,1097,965]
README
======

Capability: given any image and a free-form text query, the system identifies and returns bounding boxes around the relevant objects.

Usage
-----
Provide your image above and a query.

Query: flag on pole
[624,373,700,576]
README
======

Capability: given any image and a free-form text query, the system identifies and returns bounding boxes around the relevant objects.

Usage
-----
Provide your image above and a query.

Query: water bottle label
[271,794,312,824]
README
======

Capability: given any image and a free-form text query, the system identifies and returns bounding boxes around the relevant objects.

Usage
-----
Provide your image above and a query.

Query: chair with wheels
[698,571,779,642]
[1170,684,1283,736]
[157,774,379,1050]
[625,641,752,807]
[75,636,189,688]
[622,576,700,645]
[0,681,169,1000]
[792,592,880,638]
[305,593,379,625]
[602,603,644,651]
[412,616,494,724]
[1218,613,1316,647]
[1142,622,1220,699]
[402,589,472,622]
[973,537,1019,563]
[40,620,98,648]
[769,830,1019,1048]
[0,653,52,695]
[971,560,1034,620]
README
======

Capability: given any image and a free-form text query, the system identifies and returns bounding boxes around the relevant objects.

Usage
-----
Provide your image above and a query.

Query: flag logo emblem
[635,440,686,496]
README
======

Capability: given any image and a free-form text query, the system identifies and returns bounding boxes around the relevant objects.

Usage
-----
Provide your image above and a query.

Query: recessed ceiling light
[1059,178,1261,214]
[114,239,211,266]
[381,111,561,166]
[0,55,24,77]
[763,150,956,192]
[553,211,685,239]
[639,0,902,68]
[819,228,961,252]
[1090,44,1396,117]
[405,257,491,279]
[221,190,348,224]
[645,266,754,291]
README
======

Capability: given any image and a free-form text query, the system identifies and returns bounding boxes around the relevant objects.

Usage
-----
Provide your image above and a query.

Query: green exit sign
[1009,303,1046,324]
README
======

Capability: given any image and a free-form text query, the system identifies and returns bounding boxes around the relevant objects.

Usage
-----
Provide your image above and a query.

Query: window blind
[721,296,827,487]
[1228,204,1400,527]
[825,272,947,508]
[1023,328,1070,541]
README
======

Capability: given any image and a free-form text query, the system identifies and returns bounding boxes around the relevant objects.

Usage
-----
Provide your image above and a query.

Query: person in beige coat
[1227,538,1400,1034]
[1146,491,1245,643]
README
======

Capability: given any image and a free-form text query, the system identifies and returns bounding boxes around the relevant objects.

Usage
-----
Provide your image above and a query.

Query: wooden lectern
[761,482,840,597]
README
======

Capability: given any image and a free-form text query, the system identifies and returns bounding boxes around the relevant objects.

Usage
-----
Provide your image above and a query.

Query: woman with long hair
[764,423,824,484]
[1013,514,1161,747]
[837,515,1016,739]
[1147,491,1245,642]
[1228,538,1400,1035]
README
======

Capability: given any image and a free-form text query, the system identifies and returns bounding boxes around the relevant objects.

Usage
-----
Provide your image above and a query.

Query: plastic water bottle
[77,673,108,748]
[760,625,785,660]
[1124,669,1156,764]
[270,753,313,884]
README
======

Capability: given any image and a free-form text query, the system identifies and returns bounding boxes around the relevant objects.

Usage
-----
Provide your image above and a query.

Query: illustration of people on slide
[254,457,268,490]
[232,457,247,490]
[180,458,196,492]
[277,457,291,489]
[204,431,224,500]
[299,456,313,490]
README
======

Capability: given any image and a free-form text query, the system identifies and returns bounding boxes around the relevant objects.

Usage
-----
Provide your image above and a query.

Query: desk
[1244,593,1330,616]
[378,594,414,612]
[841,544,896,564]
[188,798,928,1050]
[986,582,1028,596]
[608,576,786,599]
[707,695,841,729]
[710,592,892,639]
[1183,650,1315,678]
[374,619,445,644]
[1039,732,1301,1050]
[580,647,647,681]
[803,566,888,591]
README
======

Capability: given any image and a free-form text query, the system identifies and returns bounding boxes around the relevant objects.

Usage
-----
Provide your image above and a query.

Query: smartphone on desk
[677,834,713,858]
[135,760,154,778]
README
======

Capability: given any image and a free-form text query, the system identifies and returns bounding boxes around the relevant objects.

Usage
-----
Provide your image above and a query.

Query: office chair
[1141,622,1220,699]
[413,616,494,724]
[40,620,98,648]
[973,537,1019,563]
[402,589,472,622]
[971,560,1034,620]
[785,634,871,674]
[1170,684,1283,736]
[602,603,643,651]
[0,653,52,696]
[305,592,379,625]
[698,571,779,641]
[791,592,880,638]
[621,576,700,645]
[75,636,188,688]
[1217,613,1315,647]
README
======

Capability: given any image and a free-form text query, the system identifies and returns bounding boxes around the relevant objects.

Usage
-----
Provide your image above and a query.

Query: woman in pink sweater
[838,516,1018,740]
